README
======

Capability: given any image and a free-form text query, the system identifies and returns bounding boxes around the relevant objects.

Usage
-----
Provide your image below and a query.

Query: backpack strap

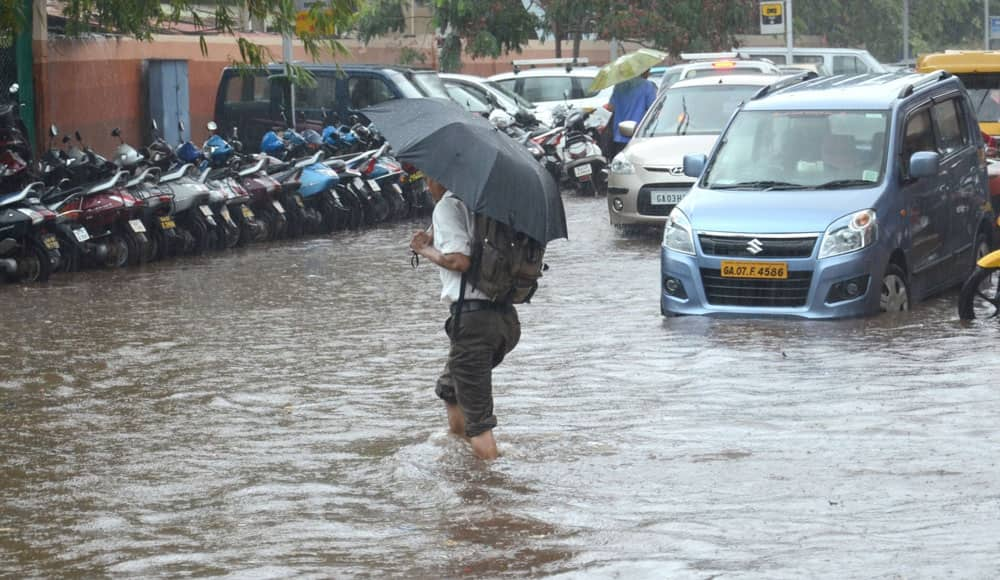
[453,270,468,339]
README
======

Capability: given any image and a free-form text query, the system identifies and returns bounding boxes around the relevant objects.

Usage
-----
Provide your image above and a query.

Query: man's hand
[410,230,432,253]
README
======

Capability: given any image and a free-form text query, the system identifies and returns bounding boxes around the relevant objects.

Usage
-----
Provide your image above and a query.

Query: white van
[735,47,887,75]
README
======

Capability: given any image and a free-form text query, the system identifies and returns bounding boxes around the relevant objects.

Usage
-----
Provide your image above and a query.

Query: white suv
[657,58,782,92]
[488,66,613,127]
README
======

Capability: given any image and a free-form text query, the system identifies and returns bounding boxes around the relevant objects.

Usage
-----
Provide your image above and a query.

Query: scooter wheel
[14,239,52,283]
[958,265,1000,320]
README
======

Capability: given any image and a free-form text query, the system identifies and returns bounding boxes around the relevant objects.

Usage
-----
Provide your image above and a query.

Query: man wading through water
[409,176,521,460]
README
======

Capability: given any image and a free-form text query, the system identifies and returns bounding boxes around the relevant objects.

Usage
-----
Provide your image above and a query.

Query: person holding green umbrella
[590,49,666,159]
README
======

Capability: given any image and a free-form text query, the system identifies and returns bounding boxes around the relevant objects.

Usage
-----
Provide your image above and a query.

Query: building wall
[32,33,616,156]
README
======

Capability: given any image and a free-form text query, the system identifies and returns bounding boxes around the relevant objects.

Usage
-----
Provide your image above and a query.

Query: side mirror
[683,153,707,178]
[151,119,158,132]
[618,120,637,138]
[9,83,18,95]
[562,89,570,100]
[49,124,58,138]
[74,130,82,142]
[179,120,186,132]
[909,151,940,179]
[207,121,218,132]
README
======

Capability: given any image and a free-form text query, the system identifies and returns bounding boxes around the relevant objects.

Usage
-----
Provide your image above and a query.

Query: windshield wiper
[675,96,690,135]
[811,179,875,189]
[710,180,804,190]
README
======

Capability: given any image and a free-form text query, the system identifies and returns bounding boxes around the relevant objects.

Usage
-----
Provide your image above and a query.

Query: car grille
[700,268,813,307]
[698,234,817,258]
[637,183,693,217]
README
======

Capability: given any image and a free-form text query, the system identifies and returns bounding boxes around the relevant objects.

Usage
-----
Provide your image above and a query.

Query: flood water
[2,195,999,578]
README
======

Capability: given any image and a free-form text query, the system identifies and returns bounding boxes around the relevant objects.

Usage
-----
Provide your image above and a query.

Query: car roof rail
[752,70,819,100]
[511,57,588,74]
[898,70,951,98]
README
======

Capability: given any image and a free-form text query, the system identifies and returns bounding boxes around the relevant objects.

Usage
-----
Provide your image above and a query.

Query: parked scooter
[0,181,61,282]
[957,244,1000,319]
[39,127,149,269]
[113,126,218,258]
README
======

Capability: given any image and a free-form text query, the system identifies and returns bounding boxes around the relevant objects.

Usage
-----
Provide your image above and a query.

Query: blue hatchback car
[662,71,993,318]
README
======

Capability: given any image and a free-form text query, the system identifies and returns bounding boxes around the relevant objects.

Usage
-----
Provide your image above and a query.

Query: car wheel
[879,263,910,313]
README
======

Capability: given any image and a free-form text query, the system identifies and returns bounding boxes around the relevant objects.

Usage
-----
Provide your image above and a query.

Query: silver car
[607,75,778,228]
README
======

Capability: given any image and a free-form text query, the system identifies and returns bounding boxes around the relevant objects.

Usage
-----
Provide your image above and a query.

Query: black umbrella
[363,98,567,243]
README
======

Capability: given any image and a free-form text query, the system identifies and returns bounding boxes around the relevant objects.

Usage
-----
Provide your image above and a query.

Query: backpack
[466,213,546,304]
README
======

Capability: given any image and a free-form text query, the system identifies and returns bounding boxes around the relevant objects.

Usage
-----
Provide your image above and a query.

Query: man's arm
[410,230,471,272]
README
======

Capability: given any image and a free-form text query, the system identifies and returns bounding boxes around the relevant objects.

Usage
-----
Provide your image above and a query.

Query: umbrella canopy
[364,98,567,244]
[589,48,668,92]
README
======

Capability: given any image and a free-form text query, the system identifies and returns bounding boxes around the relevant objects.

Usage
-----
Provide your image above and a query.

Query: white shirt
[432,191,490,304]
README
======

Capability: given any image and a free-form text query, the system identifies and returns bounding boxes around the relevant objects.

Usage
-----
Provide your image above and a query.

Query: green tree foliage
[357,0,539,71]
[539,0,755,58]
[2,0,357,73]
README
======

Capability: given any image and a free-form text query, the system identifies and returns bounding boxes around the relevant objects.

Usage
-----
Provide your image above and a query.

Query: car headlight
[610,154,634,175]
[818,209,877,259]
[662,207,695,255]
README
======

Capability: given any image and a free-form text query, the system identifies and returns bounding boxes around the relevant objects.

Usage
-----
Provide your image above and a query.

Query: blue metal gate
[147,60,191,147]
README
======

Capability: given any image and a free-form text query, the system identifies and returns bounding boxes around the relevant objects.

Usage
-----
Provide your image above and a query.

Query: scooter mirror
[232,126,239,139]
[179,120,185,133]
[49,124,58,137]
[111,128,121,138]
[74,130,82,142]
[151,119,158,131]
[9,83,18,95]
[207,121,218,132]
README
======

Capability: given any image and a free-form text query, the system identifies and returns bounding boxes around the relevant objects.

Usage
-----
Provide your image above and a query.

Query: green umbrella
[589,48,668,92]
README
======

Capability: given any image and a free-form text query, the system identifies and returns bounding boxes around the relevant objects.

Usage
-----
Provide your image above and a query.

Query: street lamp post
[902,0,909,62]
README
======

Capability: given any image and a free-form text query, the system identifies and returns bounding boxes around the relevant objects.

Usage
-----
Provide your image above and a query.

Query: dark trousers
[435,302,521,438]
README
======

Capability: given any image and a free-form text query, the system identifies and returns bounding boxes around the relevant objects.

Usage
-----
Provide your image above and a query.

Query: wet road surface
[2,195,1000,578]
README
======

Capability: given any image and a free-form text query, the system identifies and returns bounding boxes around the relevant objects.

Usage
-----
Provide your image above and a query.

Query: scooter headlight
[662,207,695,255]
[610,154,634,175]
[819,209,877,259]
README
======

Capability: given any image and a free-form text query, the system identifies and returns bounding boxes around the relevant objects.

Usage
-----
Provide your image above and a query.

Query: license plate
[158,216,175,230]
[242,206,255,219]
[720,261,788,280]
[368,179,381,192]
[42,234,59,250]
[574,164,593,178]
[199,205,214,217]
[72,227,90,243]
[130,219,148,233]
[272,200,286,214]
[650,190,687,205]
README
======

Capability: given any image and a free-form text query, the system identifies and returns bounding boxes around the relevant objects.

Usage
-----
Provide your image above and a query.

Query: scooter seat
[326,159,347,172]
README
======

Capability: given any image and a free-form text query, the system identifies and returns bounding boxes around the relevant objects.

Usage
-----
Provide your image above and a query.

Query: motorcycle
[559,108,608,196]
[113,126,218,259]
[0,181,61,282]
[40,126,150,270]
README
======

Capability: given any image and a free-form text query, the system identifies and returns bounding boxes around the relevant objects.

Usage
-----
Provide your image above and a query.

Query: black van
[213,64,449,152]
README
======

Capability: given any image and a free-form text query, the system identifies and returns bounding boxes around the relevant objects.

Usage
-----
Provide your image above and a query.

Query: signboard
[992,15,1000,40]
[760,1,785,35]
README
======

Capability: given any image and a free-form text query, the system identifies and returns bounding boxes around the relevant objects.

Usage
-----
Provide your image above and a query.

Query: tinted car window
[832,55,865,74]
[224,74,270,104]
[792,54,825,65]
[493,78,517,95]
[902,109,935,176]
[487,80,535,108]
[521,76,575,102]
[348,76,395,109]
[639,84,762,137]
[931,98,968,155]
[956,73,1000,123]
[296,74,339,109]
[410,72,451,99]
[446,84,490,113]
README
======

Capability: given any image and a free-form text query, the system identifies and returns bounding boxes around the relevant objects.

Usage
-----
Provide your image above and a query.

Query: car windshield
[409,72,451,99]
[638,84,763,138]
[486,80,535,109]
[703,110,890,190]
[446,84,490,113]
[957,73,1000,123]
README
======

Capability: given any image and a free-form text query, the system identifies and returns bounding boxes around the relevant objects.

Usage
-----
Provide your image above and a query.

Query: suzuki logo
[747,238,764,255]
[669,166,685,176]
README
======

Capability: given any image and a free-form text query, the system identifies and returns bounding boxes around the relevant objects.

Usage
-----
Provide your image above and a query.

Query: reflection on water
[2,197,1000,577]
